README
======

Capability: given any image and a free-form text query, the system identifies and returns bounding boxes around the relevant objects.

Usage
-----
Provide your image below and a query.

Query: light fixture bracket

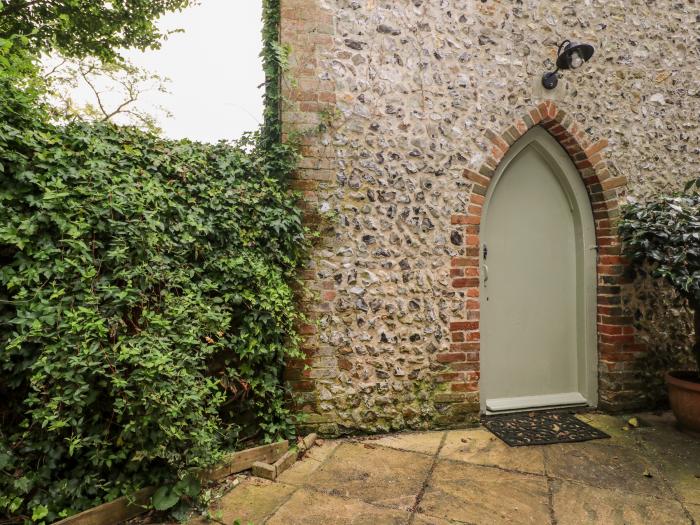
[542,40,595,90]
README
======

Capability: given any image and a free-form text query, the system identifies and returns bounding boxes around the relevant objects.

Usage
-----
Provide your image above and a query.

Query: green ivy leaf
[31,505,48,521]
[173,474,201,498]
[152,486,180,511]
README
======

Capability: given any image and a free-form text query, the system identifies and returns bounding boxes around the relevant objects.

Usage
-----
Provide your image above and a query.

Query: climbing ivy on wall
[0,1,307,521]
[261,0,289,147]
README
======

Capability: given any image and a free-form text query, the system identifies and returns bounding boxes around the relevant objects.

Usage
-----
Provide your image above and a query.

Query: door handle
[483,264,489,283]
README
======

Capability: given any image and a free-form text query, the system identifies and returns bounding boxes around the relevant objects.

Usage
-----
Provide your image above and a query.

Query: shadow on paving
[189,412,700,525]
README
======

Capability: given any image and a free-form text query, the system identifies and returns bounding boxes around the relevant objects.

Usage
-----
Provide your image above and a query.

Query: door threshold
[484,392,589,415]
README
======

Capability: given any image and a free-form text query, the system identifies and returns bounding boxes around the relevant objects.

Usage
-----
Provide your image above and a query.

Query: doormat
[482,411,610,447]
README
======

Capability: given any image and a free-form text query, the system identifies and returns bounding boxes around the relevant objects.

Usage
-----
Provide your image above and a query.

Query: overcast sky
[123,0,264,142]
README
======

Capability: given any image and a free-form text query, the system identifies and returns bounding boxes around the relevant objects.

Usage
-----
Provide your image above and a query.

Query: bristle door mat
[482,411,610,447]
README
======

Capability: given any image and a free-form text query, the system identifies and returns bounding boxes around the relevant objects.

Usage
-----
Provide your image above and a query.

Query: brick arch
[445,100,642,413]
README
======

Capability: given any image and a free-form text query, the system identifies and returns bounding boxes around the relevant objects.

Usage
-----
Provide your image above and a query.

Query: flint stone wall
[280,0,699,435]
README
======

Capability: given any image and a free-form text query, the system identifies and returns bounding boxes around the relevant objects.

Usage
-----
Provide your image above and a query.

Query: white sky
[124,0,264,142]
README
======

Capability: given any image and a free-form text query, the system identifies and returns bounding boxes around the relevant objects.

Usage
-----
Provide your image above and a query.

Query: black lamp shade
[556,42,595,70]
[542,39,595,90]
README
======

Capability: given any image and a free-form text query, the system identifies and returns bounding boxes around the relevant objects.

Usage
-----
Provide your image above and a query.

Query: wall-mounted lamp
[542,40,595,90]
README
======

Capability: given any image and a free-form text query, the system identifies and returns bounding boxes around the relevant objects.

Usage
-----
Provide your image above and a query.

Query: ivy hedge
[0,32,307,521]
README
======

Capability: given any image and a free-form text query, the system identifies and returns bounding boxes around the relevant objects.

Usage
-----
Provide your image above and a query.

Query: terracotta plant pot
[666,371,700,435]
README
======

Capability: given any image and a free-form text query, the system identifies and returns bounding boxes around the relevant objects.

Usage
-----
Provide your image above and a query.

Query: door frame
[478,126,598,413]
[446,100,640,416]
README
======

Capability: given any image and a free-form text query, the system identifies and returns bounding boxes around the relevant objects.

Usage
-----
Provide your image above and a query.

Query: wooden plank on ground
[273,449,297,476]
[251,433,319,481]
[54,487,155,525]
[202,440,289,481]
[252,460,277,480]
[54,440,288,525]
[299,433,317,453]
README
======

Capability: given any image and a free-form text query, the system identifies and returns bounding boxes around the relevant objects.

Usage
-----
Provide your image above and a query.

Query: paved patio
[196,413,700,525]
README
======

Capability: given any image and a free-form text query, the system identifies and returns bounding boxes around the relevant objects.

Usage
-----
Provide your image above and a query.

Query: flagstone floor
[194,413,700,525]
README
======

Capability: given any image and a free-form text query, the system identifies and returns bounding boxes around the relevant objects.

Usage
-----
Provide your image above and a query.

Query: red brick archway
[446,100,643,412]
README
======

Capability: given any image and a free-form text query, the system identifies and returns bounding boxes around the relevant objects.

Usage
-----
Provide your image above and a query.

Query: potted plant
[619,192,700,434]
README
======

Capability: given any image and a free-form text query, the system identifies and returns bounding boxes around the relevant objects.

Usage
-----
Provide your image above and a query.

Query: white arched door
[480,127,597,413]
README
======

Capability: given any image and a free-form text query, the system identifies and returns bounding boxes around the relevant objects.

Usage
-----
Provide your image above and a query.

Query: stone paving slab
[275,439,340,486]
[303,442,433,511]
[302,439,339,463]
[550,479,691,525]
[266,488,409,525]
[634,415,700,505]
[367,431,444,456]
[688,503,700,522]
[574,413,643,447]
[193,412,700,525]
[440,428,545,475]
[544,441,671,497]
[275,453,323,486]
[193,478,296,525]
[418,461,550,524]
[411,513,456,525]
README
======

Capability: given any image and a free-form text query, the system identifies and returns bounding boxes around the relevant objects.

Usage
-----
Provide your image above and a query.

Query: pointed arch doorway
[480,126,598,413]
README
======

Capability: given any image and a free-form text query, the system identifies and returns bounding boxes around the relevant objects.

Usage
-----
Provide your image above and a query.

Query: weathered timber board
[299,432,317,452]
[55,440,289,525]
[202,440,288,481]
[252,460,277,480]
[54,487,155,525]
[273,449,297,475]
[251,433,320,481]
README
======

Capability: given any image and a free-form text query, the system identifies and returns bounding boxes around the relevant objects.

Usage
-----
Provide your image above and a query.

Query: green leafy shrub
[619,195,700,376]
[0,37,307,521]
[0,0,193,60]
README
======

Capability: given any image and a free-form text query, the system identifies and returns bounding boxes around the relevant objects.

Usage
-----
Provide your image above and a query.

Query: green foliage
[685,176,700,193]
[261,0,287,147]
[0,0,193,60]
[0,34,307,522]
[620,195,700,371]
[152,474,199,511]
[619,196,700,307]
